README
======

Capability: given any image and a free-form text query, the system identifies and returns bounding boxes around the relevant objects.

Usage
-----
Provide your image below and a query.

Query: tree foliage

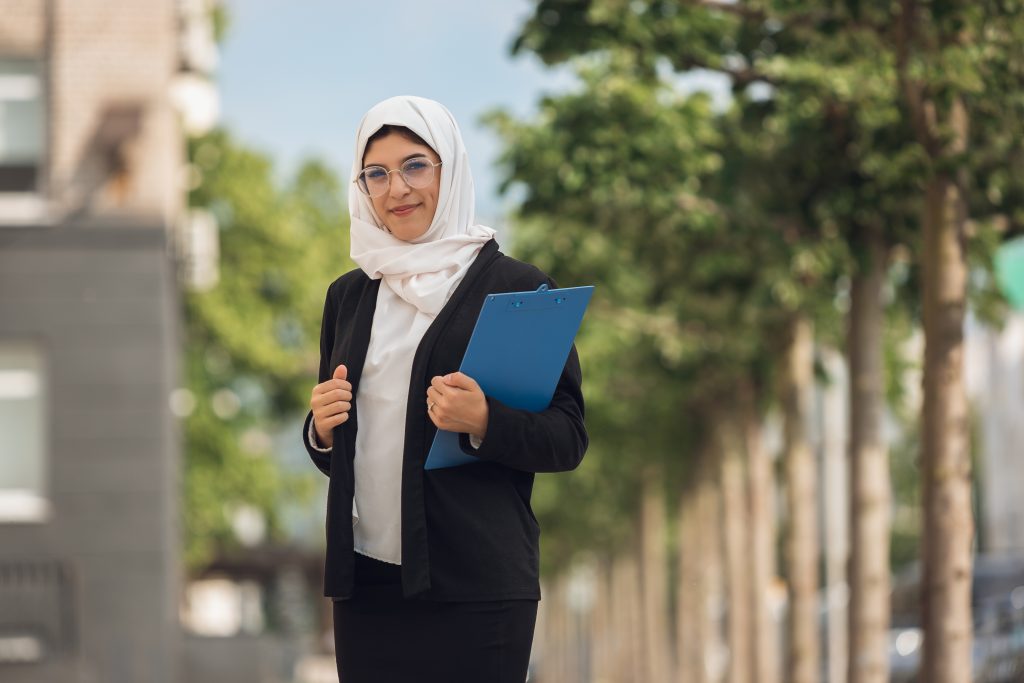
[496,4,1024,680]
[182,130,351,568]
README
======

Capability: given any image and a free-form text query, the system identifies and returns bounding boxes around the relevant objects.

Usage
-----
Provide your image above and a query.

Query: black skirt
[333,552,538,683]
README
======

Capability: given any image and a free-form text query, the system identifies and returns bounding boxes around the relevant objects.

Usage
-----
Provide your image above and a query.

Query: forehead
[363,132,438,165]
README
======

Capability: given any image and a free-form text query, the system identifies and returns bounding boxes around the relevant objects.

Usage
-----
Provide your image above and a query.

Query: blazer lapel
[333,277,380,463]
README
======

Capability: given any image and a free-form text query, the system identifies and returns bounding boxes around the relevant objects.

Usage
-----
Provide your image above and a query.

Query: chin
[390,223,430,242]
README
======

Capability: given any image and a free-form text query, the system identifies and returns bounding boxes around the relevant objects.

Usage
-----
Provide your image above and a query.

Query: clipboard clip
[508,283,570,311]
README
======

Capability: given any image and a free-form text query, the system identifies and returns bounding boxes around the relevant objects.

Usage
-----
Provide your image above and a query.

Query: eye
[403,158,430,173]
[363,166,387,180]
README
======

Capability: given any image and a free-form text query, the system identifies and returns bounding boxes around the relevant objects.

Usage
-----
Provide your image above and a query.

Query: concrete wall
[0,1,191,680]
[0,223,182,683]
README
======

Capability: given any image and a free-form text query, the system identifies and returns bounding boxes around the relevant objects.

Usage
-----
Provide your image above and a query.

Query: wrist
[471,402,489,441]
[313,423,333,449]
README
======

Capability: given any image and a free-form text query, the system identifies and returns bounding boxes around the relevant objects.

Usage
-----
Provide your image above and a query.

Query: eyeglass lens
[358,157,437,197]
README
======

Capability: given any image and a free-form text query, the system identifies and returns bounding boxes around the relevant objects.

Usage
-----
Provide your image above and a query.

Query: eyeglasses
[354,157,442,197]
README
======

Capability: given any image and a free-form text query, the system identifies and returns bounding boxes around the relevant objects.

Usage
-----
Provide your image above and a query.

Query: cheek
[371,195,388,219]
[428,178,441,208]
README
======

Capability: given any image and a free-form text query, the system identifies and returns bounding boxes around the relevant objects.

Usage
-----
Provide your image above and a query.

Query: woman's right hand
[310,364,352,449]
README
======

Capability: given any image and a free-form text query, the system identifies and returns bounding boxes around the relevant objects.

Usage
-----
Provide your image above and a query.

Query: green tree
[488,52,831,681]
[889,4,1024,679]
[510,3,1024,681]
[182,130,351,569]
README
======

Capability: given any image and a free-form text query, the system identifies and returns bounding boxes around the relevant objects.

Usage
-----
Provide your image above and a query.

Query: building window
[0,344,49,522]
[0,59,44,193]
[0,59,46,224]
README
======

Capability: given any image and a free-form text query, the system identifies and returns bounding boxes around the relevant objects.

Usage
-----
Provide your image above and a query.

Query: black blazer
[302,239,588,600]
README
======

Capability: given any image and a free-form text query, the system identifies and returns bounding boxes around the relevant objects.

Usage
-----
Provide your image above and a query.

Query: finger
[312,391,348,411]
[320,411,349,428]
[333,364,348,381]
[312,389,336,407]
[426,395,450,422]
[425,395,441,420]
[317,382,354,397]
[326,388,353,403]
[313,379,349,398]
[314,394,352,415]
[318,400,351,418]
[426,386,442,405]
[443,372,479,391]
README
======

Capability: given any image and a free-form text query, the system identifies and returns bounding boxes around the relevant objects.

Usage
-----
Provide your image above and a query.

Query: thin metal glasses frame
[353,157,443,197]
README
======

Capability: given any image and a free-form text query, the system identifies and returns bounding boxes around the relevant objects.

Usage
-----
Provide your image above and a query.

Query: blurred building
[0,1,216,681]
[967,310,1024,554]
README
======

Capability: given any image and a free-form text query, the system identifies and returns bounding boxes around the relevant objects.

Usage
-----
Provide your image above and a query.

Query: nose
[388,169,412,198]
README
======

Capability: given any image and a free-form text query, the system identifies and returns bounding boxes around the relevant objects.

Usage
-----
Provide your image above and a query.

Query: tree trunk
[610,552,645,682]
[920,95,974,683]
[545,576,571,683]
[741,384,780,683]
[678,448,711,683]
[781,315,820,683]
[591,556,614,683]
[719,412,753,683]
[820,349,849,683]
[846,228,892,683]
[641,466,673,683]
[536,578,555,681]
[609,556,629,682]
[702,440,728,683]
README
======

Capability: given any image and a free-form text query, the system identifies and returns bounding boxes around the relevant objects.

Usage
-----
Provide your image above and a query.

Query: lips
[390,204,420,217]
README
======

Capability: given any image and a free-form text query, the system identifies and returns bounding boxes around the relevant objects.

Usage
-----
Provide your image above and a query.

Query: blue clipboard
[423,283,595,470]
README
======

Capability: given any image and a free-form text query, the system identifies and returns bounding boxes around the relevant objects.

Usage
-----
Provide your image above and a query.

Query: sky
[217,0,577,222]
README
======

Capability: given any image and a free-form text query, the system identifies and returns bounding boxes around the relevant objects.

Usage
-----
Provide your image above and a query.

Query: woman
[302,95,587,682]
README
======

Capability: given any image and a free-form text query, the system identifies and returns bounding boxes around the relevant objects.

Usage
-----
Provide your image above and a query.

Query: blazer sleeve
[302,284,335,477]
[458,343,588,473]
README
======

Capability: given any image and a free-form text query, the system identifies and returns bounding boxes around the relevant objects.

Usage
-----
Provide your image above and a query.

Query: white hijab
[348,96,496,315]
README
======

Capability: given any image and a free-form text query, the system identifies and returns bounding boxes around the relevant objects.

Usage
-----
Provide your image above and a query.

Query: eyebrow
[363,152,433,169]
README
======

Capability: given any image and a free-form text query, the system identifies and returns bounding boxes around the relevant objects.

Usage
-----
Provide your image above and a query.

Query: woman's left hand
[426,372,489,441]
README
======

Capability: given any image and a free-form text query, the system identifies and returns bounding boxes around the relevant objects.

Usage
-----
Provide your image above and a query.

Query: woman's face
[362,132,441,242]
